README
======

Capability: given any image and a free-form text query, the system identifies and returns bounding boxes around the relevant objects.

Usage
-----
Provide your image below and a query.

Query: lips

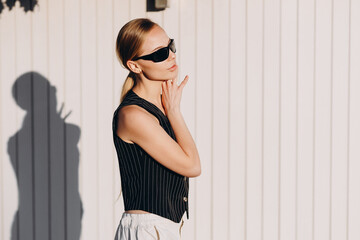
[168,64,177,71]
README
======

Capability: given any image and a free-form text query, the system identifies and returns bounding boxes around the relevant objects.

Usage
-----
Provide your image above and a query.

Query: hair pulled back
[116,18,157,102]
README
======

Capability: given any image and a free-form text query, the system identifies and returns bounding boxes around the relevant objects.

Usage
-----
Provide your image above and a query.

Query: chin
[156,72,178,81]
[168,69,178,79]
[145,68,178,81]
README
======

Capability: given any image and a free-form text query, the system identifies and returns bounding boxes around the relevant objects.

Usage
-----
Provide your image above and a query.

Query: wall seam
[227,0,231,238]
[78,0,83,238]
[0,8,3,240]
[261,0,265,239]
[312,0,317,240]
[95,0,100,238]
[14,6,20,240]
[111,0,116,234]
[278,0,282,239]
[46,0,52,238]
[295,0,299,239]
[193,0,198,239]
[244,0,248,239]
[346,0,351,239]
[30,7,36,239]
[211,0,214,239]
[62,0,68,238]
[329,0,334,238]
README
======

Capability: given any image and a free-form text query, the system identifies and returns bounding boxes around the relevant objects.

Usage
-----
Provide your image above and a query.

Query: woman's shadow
[8,72,83,240]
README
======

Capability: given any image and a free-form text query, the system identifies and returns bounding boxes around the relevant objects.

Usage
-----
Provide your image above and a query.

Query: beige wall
[1,0,360,239]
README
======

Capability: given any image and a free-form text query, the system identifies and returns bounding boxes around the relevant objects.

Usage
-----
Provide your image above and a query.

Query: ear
[127,60,142,74]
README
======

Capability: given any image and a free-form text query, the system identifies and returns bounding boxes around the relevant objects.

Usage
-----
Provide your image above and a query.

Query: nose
[169,50,176,60]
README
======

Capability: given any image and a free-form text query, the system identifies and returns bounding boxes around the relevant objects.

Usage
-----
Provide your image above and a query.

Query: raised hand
[161,75,189,115]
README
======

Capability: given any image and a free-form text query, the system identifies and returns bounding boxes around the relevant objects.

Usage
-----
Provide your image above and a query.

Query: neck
[132,76,163,107]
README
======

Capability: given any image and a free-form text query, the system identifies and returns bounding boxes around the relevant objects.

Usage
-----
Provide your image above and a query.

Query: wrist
[166,107,181,116]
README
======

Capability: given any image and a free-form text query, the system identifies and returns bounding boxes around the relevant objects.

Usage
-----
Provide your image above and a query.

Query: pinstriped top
[112,89,189,223]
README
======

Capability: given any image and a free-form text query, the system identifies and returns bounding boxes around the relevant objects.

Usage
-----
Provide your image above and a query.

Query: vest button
[183,197,188,202]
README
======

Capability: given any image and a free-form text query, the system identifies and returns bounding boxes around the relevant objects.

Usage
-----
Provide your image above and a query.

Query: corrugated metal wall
[1,0,360,239]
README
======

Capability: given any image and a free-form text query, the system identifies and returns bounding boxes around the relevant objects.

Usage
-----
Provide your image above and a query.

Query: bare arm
[116,76,201,177]
[161,76,201,176]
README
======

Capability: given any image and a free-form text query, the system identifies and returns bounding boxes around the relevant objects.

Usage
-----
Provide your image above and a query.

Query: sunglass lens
[153,48,169,62]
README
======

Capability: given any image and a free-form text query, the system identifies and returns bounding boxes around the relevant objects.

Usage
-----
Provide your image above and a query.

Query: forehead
[140,25,170,54]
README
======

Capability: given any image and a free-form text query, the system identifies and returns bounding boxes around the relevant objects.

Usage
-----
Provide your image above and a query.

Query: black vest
[112,89,189,223]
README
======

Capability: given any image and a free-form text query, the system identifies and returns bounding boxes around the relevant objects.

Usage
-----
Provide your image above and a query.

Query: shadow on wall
[0,0,38,14]
[8,72,83,240]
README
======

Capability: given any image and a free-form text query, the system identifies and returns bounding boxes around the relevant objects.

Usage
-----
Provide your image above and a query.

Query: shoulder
[65,123,81,141]
[115,104,160,143]
[117,104,159,129]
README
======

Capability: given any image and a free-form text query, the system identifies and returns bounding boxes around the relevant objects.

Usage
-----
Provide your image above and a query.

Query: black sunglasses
[132,39,176,62]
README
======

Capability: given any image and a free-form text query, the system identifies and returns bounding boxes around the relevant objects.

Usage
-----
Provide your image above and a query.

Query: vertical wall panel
[213,0,230,239]
[15,2,33,239]
[97,0,115,238]
[48,0,68,238]
[178,0,197,238]
[332,0,350,239]
[0,7,18,240]
[348,1,360,239]
[64,0,81,123]
[48,0,65,102]
[229,0,247,239]
[163,1,179,52]
[64,0,82,239]
[297,0,315,239]
[314,0,332,239]
[80,0,98,239]
[112,0,130,233]
[280,0,298,240]
[32,3,48,78]
[146,11,164,27]
[112,0,131,111]
[246,0,264,239]
[48,0,68,239]
[263,0,281,240]
[179,0,196,138]
[194,0,213,239]
[32,0,50,239]
[130,0,146,19]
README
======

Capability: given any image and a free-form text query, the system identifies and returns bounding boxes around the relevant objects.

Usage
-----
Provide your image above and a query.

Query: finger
[162,81,167,92]
[168,79,175,90]
[178,75,189,90]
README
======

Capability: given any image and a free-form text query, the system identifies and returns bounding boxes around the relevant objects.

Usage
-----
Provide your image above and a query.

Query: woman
[113,18,201,240]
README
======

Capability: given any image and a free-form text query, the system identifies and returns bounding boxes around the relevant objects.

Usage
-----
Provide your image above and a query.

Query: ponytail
[120,72,136,103]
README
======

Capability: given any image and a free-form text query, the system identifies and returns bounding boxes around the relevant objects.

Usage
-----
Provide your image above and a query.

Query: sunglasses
[132,39,176,62]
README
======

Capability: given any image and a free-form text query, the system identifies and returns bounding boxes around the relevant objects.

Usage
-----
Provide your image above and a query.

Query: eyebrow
[151,38,171,52]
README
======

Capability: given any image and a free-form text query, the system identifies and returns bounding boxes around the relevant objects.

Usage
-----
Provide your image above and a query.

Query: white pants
[114,212,185,240]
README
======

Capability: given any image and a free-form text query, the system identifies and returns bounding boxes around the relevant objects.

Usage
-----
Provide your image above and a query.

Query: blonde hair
[116,18,158,102]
